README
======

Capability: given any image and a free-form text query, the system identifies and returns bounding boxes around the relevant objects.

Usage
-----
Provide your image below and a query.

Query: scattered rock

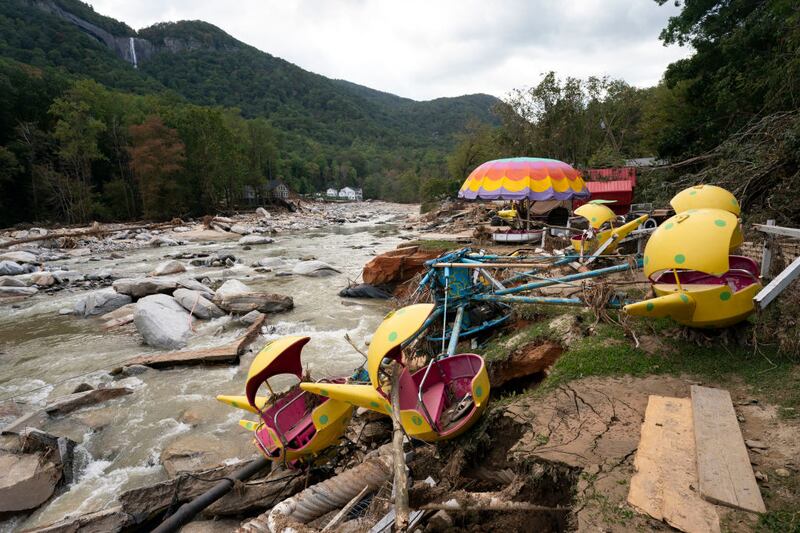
[177,278,215,298]
[31,271,56,287]
[239,310,265,325]
[74,289,132,317]
[0,285,38,297]
[0,260,25,276]
[134,294,192,349]
[53,270,84,284]
[74,407,117,430]
[0,251,38,264]
[114,277,178,299]
[339,283,392,299]
[150,260,186,276]
[72,383,94,394]
[256,257,285,268]
[230,224,252,235]
[256,207,271,219]
[114,364,151,378]
[0,276,26,287]
[19,428,77,484]
[179,407,208,426]
[755,471,768,482]
[45,387,133,416]
[238,235,274,246]
[150,236,180,247]
[775,468,791,478]
[292,260,340,277]
[214,279,251,300]
[173,288,225,319]
[745,439,768,450]
[0,451,62,512]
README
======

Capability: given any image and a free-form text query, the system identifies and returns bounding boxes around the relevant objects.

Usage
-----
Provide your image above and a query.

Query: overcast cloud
[89,0,691,101]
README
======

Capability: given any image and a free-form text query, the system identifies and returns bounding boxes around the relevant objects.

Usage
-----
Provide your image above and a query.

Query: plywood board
[628,395,720,533]
[691,385,766,513]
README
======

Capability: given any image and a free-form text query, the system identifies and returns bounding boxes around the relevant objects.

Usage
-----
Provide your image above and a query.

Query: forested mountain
[0,0,501,225]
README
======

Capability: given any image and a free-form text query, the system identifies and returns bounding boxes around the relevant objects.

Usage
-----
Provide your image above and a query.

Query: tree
[129,115,186,219]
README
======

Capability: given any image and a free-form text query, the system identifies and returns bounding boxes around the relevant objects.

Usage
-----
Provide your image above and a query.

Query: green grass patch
[405,239,461,253]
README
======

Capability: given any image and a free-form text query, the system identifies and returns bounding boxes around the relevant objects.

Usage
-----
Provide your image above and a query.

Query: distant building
[338,187,363,201]
[263,180,290,201]
[326,188,338,197]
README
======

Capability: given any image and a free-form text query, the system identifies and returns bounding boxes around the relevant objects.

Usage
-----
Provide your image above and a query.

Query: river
[0,202,417,530]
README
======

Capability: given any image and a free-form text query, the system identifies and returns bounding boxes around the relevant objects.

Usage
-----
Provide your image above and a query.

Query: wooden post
[760,219,775,279]
[390,363,409,531]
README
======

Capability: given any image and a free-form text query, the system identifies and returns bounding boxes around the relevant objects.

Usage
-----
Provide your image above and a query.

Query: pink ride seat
[422,382,447,425]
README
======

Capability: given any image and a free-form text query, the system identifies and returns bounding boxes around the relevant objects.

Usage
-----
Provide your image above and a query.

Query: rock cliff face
[31,0,191,67]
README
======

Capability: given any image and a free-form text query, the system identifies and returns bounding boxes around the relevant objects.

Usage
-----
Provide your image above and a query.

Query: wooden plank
[691,385,766,513]
[628,395,720,533]
[124,315,266,369]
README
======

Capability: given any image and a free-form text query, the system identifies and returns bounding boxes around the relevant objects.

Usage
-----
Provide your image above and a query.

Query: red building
[574,167,637,215]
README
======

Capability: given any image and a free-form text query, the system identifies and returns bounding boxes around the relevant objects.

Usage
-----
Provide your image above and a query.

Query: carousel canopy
[458,157,590,201]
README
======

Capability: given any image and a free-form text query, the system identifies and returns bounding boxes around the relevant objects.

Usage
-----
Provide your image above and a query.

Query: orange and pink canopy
[458,157,590,201]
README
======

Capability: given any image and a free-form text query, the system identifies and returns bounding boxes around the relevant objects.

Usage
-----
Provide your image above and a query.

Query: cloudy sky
[90,0,691,101]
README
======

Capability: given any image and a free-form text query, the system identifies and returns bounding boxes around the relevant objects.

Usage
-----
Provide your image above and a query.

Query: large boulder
[133,294,192,349]
[230,224,252,235]
[292,260,340,277]
[214,291,293,314]
[150,260,186,276]
[256,207,271,219]
[114,277,177,299]
[0,260,24,276]
[173,288,225,319]
[362,246,440,286]
[0,276,27,287]
[238,235,274,246]
[0,452,62,512]
[0,251,38,264]
[74,289,132,317]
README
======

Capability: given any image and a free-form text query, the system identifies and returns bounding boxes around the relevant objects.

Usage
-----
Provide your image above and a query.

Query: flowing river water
[0,203,418,530]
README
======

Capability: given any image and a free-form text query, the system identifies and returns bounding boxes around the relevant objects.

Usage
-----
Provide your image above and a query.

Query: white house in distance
[337,187,363,201]
[326,188,338,198]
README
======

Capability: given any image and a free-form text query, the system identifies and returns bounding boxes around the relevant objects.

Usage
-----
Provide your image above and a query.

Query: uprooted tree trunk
[390,362,410,531]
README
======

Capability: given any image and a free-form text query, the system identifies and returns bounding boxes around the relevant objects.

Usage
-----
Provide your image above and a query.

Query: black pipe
[151,456,271,533]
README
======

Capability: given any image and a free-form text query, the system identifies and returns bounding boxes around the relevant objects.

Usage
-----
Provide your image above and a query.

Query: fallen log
[123,315,266,369]
[390,362,410,531]
[44,387,133,416]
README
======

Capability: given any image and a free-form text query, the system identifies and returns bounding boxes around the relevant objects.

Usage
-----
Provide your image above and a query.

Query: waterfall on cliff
[129,37,138,68]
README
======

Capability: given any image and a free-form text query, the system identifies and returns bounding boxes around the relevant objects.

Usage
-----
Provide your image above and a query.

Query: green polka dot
[720,291,732,301]
[591,217,597,222]
[319,389,329,396]
[411,415,423,426]
[674,254,686,264]
[388,331,398,342]
[664,222,674,230]
[319,415,329,425]
[644,256,649,265]
[690,191,697,196]
[231,401,239,408]
[714,219,726,227]
[731,198,738,206]
[475,386,483,398]
[680,293,689,303]
[646,302,654,312]
[395,308,406,315]
[370,401,380,408]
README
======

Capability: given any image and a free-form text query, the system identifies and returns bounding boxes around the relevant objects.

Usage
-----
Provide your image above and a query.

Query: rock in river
[214,279,251,300]
[238,234,274,246]
[173,288,225,319]
[114,277,178,299]
[0,285,37,298]
[0,260,25,276]
[177,277,215,299]
[0,251,38,264]
[74,288,133,317]
[134,294,192,349]
[150,260,186,276]
[292,260,341,277]
[0,452,62,512]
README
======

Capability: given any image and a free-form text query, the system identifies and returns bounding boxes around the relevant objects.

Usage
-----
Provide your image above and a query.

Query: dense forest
[1,0,798,226]
[0,0,497,225]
